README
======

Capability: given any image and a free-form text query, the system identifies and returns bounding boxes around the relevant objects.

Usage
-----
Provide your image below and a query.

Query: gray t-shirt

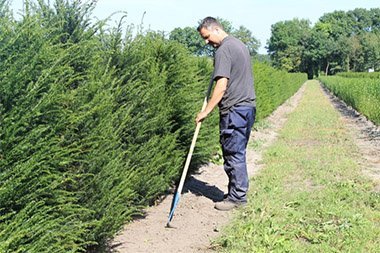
[212,36,256,113]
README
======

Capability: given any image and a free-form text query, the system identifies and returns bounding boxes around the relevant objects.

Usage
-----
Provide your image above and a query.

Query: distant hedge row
[254,62,307,121]
[336,72,380,79]
[319,75,380,125]
[0,1,306,252]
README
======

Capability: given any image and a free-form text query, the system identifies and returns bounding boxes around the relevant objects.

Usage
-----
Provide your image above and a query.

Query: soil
[109,81,380,252]
[320,84,380,190]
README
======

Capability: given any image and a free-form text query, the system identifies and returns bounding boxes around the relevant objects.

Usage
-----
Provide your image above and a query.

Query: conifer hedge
[254,62,307,120]
[0,1,218,251]
[319,75,380,125]
[336,72,380,79]
[0,1,306,251]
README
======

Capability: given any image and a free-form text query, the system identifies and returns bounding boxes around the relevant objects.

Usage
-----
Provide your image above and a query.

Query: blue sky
[10,0,380,54]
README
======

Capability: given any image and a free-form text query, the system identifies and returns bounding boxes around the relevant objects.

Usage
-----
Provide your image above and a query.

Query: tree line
[169,18,261,57]
[169,9,380,78]
[267,8,380,77]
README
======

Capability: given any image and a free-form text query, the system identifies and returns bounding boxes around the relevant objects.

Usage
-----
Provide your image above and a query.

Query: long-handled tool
[166,78,214,228]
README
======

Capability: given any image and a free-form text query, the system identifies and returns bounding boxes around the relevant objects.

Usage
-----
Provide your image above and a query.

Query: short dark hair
[197,16,223,32]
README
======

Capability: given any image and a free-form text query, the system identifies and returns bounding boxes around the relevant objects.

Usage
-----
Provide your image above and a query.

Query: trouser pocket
[220,128,237,153]
[220,108,249,154]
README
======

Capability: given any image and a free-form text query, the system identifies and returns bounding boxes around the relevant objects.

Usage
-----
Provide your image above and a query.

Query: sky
[9,0,380,54]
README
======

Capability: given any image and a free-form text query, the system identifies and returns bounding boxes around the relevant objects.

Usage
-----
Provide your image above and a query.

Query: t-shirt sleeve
[212,49,231,81]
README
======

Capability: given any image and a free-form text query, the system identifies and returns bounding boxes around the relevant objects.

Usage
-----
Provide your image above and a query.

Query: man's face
[199,27,220,48]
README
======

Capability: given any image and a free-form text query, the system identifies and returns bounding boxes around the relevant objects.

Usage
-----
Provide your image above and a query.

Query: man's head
[197,17,228,48]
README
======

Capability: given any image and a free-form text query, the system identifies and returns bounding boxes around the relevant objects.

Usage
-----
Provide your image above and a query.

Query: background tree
[232,25,260,56]
[318,10,354,38]
[169,26,206,55]
[268,8,380,76]
[361,32,380,71]
[346,35,364,72]
[313,8,380,73]
[217,17,233,33]
[267,18,311,72]
[169,17,260,57]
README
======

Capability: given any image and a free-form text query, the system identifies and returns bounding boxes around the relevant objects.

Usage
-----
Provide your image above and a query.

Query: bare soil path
[321,84,380,190]
[109,81,380,252]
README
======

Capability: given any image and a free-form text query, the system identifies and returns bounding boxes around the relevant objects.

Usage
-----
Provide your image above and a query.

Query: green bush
[0,1,218,251]
[254,62,307,121]
[319,76,380,125]
[336,72,380,79]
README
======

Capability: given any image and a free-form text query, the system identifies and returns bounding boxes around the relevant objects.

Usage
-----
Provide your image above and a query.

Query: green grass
[213,80,380,252]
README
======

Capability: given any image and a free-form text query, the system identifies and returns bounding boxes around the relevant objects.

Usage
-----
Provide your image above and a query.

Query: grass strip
[213,80,380,252]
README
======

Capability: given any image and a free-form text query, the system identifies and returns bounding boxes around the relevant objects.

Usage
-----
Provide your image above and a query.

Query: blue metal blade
[167,192,180,223]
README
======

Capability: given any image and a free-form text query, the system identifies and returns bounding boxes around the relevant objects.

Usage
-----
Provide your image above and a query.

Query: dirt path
[110,81,380,252]
[320,83,380,190]
[109,85,306,253]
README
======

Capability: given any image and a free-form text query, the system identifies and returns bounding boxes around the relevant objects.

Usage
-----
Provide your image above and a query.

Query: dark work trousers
[219,106,256,203]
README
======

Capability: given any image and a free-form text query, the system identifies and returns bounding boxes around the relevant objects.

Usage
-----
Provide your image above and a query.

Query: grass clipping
[213,80,380,252]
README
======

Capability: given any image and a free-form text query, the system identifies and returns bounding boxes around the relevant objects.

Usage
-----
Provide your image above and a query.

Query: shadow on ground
[183,176,225,202]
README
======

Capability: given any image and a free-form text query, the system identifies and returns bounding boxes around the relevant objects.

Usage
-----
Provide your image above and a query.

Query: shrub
[319,76,380,125]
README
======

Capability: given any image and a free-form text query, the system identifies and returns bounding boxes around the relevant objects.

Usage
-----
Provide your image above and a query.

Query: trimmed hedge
[254,62,307,121]
[336,72,380,79]
[319,76,380,125]
[0,2,218,251]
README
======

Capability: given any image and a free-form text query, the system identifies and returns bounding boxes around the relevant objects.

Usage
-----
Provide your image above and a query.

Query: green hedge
[0,2,219,251]
[254,62,307,121]
[0,1,306,251]
[319,76,380,125]
[336,72,380,79]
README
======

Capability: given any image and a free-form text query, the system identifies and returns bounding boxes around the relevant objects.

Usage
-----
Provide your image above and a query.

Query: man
[196,17,256,211]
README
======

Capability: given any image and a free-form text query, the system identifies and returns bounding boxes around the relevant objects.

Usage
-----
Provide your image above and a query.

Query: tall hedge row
[336,72,380,79]
[0,1,306,252]
[319,75,380,125]
[0,1,219,251]
[254,62,307,121]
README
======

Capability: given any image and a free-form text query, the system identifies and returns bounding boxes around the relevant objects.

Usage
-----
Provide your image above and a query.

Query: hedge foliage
[336,72,380,79]
[254,62,307,121]
[0,1,306,252]
[0,1,218,251]
[319,75,380,125]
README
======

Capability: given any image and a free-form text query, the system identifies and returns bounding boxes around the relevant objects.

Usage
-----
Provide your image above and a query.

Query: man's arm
[196,77,228,124]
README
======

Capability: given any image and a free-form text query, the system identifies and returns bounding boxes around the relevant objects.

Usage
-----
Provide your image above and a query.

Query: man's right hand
[195,111,208,124]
